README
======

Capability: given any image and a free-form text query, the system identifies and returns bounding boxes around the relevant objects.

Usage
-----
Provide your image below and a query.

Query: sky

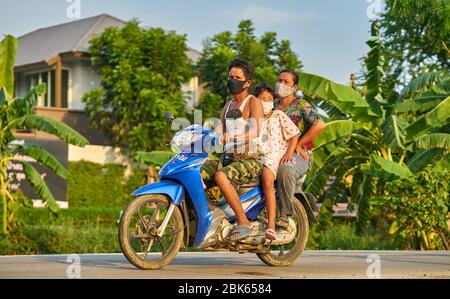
[0,0,384,84]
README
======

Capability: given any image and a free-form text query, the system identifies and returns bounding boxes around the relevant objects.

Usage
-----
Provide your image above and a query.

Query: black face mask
[227,78,247,94]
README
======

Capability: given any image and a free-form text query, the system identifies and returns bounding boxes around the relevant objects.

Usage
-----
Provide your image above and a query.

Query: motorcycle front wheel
[118,194,184,270]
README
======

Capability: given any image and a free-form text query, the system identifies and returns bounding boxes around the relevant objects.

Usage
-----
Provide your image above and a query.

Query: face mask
[262,102,274,114]
[276,82,296,98]
[227,78,247,94]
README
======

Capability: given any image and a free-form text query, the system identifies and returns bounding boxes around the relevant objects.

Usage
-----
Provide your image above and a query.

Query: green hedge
[67,161,146,208]
[1,207,122,255]
[311,223,400,250]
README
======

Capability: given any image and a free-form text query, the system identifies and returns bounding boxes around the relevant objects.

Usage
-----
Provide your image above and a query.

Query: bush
[0,206,122,255]
[67,161,146,208]
[373,167,449,250]
[313,223,399,250]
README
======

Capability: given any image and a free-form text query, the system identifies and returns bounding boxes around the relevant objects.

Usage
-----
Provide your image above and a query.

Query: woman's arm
[295,118,326,160]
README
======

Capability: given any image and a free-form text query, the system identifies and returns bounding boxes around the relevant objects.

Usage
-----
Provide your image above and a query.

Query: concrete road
[0,251,449,279]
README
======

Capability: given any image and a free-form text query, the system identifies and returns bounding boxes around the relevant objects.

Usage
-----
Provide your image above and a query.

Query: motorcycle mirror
[225,108,242,120]
[164,111,175,122]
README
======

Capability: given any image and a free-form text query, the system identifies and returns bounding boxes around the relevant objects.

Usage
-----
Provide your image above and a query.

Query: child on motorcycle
[252,83,300,241]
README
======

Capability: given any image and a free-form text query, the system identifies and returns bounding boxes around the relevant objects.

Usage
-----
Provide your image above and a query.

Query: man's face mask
[227,78,247,94]
[276,82,296,98]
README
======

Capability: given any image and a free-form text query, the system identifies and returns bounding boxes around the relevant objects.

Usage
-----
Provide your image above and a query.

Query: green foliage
[0,35,88,237]
[303,20,450,234]
[373,167,449,250]
[67,161,146,208]
[83,21,192,154]
[196,20,302,119]
[0,35,16,98]
[0,206,121,255]
[135,151,176,167]
[378,0,450,91]
[309,223,398,250]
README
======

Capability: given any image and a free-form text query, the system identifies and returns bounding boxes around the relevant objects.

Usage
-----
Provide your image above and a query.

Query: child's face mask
[262,101,274,114]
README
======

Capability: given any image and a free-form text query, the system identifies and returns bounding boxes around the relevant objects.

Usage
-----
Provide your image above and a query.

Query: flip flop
[229,224,253,241]
[275,216,290,229]
[265,228,277,241]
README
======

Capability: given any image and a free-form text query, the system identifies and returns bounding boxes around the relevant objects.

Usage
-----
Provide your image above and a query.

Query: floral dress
[276,97,322,158]
[260,110,300,176]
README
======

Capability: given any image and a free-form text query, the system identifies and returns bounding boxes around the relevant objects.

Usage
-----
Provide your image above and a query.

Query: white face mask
[276,82,296,98]
[262,102,274,114]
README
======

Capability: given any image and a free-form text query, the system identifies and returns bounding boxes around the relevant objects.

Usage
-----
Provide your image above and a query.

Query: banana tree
[0,35,89,236]
[298,22,450,231]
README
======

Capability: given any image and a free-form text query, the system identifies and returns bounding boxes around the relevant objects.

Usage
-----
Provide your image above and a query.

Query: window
[24,69,69,108]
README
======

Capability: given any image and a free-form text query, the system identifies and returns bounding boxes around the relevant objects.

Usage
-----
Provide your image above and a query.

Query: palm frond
[20,161,60,214]
[135,151,176,167]
[406,96,450,140]
[0,35,16,98]
[8,84,46,116]
[8,115,89,147]
[361,154,413,181]
[414,133,450,151]
[355,175,376,233]
[298,72,378,124]
[381,114,406,150]
[15,144,67,179]
[407,148,445,173]
[313,120,361,149]
[364,21,384,115]
[397,71,444,103]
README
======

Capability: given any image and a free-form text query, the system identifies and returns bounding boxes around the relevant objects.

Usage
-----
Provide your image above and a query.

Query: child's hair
[251,82,277,99]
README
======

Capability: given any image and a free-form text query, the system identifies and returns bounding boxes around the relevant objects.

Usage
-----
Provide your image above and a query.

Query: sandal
[265,228,277,241]
[229,224,254,241]
[275,216,290,229]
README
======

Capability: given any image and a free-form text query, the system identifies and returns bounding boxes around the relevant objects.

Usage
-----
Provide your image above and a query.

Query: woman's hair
[251,82,277,99]
[279,69,299,85]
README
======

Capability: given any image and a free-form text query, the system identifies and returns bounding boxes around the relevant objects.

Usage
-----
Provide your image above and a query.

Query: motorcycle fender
[131,180,184,205]
[132,180,191,248]
[295,191,318,223]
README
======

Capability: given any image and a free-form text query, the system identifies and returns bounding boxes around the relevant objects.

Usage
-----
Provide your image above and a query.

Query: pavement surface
[0,251,449,279]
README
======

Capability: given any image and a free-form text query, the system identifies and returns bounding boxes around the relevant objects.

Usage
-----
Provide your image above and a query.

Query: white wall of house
[67,60,101,110]
[68,144,131,165]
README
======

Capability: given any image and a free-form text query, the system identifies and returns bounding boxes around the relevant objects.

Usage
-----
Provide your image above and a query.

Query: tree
[82,21,193,155]
[0,35,88,237]
[298,22,450,235]
[378,0,450,93]
[197,20,303,119]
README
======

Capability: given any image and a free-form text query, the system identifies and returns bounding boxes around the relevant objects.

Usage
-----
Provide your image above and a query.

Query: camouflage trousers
[201,154,263,203]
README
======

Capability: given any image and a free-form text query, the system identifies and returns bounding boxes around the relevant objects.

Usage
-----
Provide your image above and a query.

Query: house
[11,14,203,207]
[14,13,202,114]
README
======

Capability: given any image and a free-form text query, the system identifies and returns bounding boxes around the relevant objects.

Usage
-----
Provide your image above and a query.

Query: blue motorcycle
[118,113,317,270]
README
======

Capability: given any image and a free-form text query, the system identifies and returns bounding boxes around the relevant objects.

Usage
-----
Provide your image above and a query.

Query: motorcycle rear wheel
[256,199,309,267]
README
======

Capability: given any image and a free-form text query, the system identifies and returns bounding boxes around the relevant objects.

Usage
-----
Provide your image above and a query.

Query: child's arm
[280,134,299,164]
[278,111,300,163]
